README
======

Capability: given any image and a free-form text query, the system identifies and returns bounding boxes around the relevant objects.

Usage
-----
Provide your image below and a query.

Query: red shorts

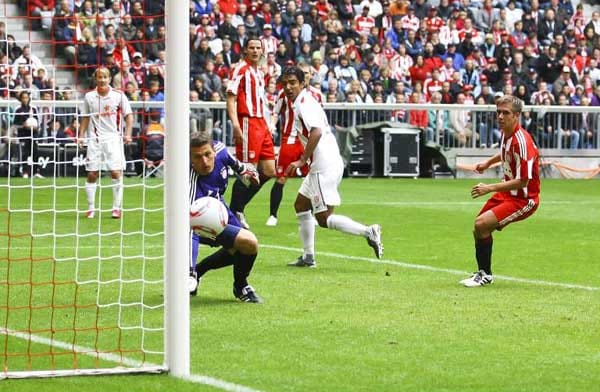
[235,116,275,164]
[276,140,309,178]
[478,192,539,230]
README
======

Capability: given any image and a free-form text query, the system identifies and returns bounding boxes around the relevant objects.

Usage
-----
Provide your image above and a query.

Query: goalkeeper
[188,132,263,303]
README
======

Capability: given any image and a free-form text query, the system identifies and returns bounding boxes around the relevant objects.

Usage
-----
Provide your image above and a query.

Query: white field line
[263,244,600,292]
[342,200,600,206]
[0,328,263,392]
[2,243,598,292]
[2,200,600,210]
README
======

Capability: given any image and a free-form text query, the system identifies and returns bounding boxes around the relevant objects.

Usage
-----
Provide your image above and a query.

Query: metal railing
[1,101,599,151]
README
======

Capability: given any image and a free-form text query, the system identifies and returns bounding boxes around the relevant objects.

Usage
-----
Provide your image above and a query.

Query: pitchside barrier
[1,101,599,179]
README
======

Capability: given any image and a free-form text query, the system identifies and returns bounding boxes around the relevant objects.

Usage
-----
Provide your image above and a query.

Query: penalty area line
[262,244,600,292]
[0,329,263,392]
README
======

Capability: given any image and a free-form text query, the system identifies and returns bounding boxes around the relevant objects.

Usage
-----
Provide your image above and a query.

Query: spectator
[556,93,580,149]
[119,14,137,42]
[324,10,344,46]
[12,91,41,178]
[580,96,596,149]
[103,1,124,27]
[130,1,145,29]
[408,54,431,88]
[536,44,563,83]
[449,93,473,147]
[538,8,562,46]
[112,60,137,90]
[148,24,166,61]
[404,29,424,58]
[530,80,555,105]
[426,92,449,143]
[474,95,499,148]
[408,91,428,128]
[514,84,531,105]
[442,43,465,71]
[124,81,140,102]
[553,65,575,100]
[260,24,279,55]
[325,77,346,102]
[12,45,46,80]
[244,14,261,37]
[200,59,223,98]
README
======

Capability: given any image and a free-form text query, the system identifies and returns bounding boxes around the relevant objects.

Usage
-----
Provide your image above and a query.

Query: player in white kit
[78,67,133,219]
[281,66,384,268]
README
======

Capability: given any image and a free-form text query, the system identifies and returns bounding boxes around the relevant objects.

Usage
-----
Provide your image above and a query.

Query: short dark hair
[190,131,213,148]
[281,66,305,83]
[244,35,262,49]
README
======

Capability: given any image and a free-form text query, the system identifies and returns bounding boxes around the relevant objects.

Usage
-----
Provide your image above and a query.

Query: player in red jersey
[226,37,276,229]
[461,95,540,287]
[266,63,322,227]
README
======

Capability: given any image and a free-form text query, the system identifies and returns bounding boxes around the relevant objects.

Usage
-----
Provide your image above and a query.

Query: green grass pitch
[1,177,599,391]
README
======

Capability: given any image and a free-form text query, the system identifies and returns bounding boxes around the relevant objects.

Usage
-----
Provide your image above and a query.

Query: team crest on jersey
[249,151,256,160]
[220,167,227,179]
[313,195,321,205]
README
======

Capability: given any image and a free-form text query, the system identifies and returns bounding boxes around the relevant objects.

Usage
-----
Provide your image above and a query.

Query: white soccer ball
[190,196,228,238]
[23,117,38,130]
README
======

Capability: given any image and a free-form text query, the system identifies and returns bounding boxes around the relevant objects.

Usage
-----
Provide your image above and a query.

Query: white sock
[85,182,97,210]
[326,214,368,237]
[112,178,123,210]
[297,210,315,258]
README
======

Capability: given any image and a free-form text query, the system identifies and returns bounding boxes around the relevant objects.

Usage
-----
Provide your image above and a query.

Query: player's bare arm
[474,152,502,173]
[124,113,133,144]
[285,126,321,177]
[78,115,89,146]
[226,92,242,145]
[471,178,529,199]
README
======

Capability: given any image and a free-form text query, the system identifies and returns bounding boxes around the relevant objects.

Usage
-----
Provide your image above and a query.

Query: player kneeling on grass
[461,95,540,287]
[281,66,384,268]
[189,132,263,303]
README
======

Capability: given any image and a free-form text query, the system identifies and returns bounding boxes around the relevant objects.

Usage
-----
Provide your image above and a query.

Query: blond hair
[496,95,523,113]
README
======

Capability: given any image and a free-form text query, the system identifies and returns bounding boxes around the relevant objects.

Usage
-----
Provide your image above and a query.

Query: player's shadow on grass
[190,296,242,307]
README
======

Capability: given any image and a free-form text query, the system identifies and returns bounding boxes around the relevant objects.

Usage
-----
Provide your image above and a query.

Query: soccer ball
[190,197,228,238]
[23,117,38,130]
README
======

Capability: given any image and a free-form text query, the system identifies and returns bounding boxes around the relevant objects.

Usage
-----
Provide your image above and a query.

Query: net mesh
[0,0,166,377]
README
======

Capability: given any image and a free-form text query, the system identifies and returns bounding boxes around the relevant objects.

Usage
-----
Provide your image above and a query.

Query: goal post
[164,0,190,379]
[0,0,190,379]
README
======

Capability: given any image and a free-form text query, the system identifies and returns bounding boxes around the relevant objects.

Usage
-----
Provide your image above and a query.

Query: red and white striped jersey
[260,35,279,55]
[273,86,323,144]
[227,60,267,118]
[273,90,296,144]
[81,87,132,138]
[355,15,375,36]
[500,125,540,200]
[401,14,420,32]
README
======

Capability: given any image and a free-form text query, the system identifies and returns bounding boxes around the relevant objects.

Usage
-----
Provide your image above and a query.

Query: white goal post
[0,0,190,379]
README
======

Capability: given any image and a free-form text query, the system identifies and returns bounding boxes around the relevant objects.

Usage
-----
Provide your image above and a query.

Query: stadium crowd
[1,0,600,149]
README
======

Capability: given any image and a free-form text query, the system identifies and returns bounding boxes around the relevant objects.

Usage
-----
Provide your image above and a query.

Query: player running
[460,95,540,287]
[280,66,383,268]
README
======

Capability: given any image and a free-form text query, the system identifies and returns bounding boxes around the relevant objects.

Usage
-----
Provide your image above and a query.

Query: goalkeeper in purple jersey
[189,132,263,303]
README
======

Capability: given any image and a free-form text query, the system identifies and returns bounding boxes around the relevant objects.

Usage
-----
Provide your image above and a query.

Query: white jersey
[81,87,132,139]
[292,89,343,173]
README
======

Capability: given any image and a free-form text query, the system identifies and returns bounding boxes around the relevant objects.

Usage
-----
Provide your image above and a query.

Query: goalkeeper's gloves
[239,162,260,187]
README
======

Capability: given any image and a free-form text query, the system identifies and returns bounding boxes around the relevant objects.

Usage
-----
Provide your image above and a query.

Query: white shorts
[85,135,125,172]
[298,162,344,214]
